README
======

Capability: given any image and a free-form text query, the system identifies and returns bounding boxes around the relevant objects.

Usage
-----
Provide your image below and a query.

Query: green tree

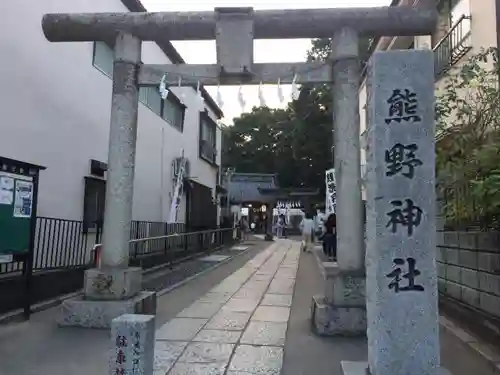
[222,37,373,194]
[435,47,500,229]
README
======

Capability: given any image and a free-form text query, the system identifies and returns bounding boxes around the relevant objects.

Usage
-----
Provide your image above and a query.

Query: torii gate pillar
[310,27,368,336]
[58,32,156,329]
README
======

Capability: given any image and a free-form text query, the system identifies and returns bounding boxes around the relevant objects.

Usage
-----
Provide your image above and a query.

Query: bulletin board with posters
[0,157,45,320]
[0,157,45,259]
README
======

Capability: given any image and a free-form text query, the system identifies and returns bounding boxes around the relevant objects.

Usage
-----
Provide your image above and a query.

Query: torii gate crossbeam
[42,7,436,42]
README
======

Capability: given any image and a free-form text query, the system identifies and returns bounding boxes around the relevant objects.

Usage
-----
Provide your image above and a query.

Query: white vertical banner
[325,168,336,215]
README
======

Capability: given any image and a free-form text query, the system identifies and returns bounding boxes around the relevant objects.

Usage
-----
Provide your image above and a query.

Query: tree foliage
[222,38,373,196]
[436,47,500,229]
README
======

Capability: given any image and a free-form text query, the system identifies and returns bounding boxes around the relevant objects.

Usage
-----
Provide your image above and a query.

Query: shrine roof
[228,173,278,203]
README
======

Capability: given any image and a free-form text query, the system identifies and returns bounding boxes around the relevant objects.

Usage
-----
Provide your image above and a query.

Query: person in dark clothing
[323,213,337,260]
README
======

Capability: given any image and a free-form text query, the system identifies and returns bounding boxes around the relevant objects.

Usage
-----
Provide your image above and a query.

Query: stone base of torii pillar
[58,266,156,329]
[311,263,366,336]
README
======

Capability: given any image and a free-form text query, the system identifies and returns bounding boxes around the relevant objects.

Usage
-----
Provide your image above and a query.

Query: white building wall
[0,0,220,224]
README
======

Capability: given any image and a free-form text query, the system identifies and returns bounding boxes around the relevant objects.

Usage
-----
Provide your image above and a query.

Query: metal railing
[129,221,185,255]
[433,15,472,79]
[0,217,92,275]
[127,227,235,260]
[0,217,235,276]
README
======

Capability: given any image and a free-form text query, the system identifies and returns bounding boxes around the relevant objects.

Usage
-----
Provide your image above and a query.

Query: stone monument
[111,314,155,375]
[341,50,448,374]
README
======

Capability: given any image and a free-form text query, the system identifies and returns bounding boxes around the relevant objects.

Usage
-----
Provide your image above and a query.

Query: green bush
[436,47,500,229]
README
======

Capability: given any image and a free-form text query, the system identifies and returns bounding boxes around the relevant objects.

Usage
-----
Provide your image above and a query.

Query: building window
[199,113,217,165]
[162,93,186,131]
[92,42,114,77]
[92,43,185,132]
[83,177,106,231]
[139,87,162,116]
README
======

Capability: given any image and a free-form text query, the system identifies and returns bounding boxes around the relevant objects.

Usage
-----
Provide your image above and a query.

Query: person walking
[323,213,337,261]
[299,212,315,252]
[240,217,248,241]
[276,214,285,238]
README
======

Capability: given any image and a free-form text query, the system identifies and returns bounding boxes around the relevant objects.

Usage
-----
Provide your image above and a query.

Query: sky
[141,0,390,122]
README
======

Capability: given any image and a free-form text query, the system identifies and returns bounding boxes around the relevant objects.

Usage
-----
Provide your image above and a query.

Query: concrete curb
[0,242,255,325]
[439,315,500,374]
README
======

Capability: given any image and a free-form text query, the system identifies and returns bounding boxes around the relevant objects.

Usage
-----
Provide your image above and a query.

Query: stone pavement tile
[177,342,234,363]
[249,274,274,282]
[261,294,292,307]
[252,306,290,323]
[242,282,270,293]
[268,280,295,295]
[223,276,250,286]
[229,345,284,375]
[177,301,224,319]
[206,311,252,331]
[279,264,298,269]
[222,298,260,313]
[273,282,295,291]
[240,322,287,346]
[156,318,208,341]
[274,269,297,279]
[198,292,232,304]
[210,284,241,295]
[168,362,227,375]
[154,341,188,374]
[233,287,266,300]
[193,329,242,344]
[256,268,282,276]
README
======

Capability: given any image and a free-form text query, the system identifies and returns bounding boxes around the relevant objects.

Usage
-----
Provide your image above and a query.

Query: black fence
[127,228,236,270]
[0,217,236,316]
[0,217,92,275]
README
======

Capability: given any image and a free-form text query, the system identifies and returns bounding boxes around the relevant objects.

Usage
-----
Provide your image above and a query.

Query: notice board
[0,171,34,255]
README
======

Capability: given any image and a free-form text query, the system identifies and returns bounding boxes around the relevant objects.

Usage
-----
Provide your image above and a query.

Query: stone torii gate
[42,5,438,374]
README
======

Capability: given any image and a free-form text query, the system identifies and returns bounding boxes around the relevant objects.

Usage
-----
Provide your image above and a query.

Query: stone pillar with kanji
[342,49,447,375]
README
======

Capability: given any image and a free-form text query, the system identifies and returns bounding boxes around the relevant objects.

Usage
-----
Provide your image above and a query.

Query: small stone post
[342,50,443,375]
[111,314,155,375]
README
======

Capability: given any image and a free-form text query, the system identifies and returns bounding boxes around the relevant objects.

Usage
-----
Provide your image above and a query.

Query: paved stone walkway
[153,240,299,375]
